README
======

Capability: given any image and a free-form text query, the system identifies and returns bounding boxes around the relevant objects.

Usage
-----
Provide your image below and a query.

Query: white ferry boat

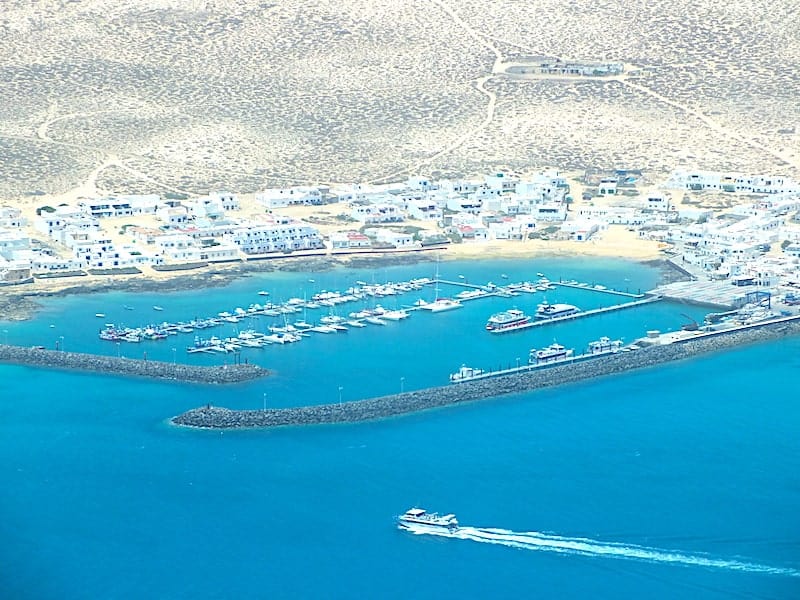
[535,301,580,320]
[397,508,459,532]
[587,336,623,355]
[485,308,531,332]
[530,343,574,364]
[449,365,485,382]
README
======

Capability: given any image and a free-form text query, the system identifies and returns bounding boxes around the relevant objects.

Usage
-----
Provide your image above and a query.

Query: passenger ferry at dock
[485,309,531,332]
[587,336,623,355]
[397,508,459,532]
[535,301,580,320]
[530,343,574,364]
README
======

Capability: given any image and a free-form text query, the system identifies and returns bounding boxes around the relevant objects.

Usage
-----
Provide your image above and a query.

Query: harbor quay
[0,344,268,384]
[171,315,800,430]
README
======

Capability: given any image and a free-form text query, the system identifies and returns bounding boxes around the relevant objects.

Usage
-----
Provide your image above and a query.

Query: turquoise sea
[1,257,799,599]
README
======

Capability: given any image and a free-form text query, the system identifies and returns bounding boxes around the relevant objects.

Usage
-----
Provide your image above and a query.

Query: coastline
[0,228,670,321]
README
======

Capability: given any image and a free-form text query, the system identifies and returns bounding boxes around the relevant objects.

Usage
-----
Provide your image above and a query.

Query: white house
[256,186,323,209]
[561,220,601,241]
[372,228,414,247]
[406,199,442,221]
[0,206,26,228]
[350,203,403,224]
[330,231,371,250]
[533,203,567,221]
[446,195,483,214]
[156,205,189,228]
[209,191,239,211]
[598,178,618,196]
[0,228,31,259]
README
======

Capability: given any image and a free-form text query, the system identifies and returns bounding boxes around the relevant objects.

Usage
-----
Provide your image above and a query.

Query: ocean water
[1,257,799,599]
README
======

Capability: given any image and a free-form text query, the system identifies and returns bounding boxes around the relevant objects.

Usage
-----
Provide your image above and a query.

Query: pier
[0,344,268,384]
[487,295,663,331]
[171,315,800,430]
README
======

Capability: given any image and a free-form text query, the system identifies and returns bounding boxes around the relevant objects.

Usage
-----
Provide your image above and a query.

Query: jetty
[171,315,800,429]
[0,344,267,384]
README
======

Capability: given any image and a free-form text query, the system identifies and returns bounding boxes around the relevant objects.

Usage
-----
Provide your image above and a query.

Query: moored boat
[485,308,531,332]
[449,365,485,382]
[397,508,458,532]
[530,343,574,364]
[587,336,623,355]
[535,301,580,320]
[421,298,463,312]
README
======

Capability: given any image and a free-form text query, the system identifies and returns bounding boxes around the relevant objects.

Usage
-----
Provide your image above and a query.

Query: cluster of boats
[449,336,627,382]
[484,301,581,333]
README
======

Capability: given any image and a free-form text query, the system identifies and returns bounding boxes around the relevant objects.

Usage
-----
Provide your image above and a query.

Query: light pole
[338,386,343,403]
[116,342,121,358]
[400,377,405,393]
[516,357,520,369]
[59,335,64,352]
[172,347,177,365]
[262,392,267,411]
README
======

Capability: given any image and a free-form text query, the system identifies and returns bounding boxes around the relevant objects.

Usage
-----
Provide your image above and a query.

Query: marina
[92,274,665,355]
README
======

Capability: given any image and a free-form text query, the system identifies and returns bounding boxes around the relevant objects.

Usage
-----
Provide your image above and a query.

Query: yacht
[530,343,574,364]
[397,508,459,532]
[485,309,530,332]
[535,301,580,320]
[421,298,463,312]
[382,309,410,321]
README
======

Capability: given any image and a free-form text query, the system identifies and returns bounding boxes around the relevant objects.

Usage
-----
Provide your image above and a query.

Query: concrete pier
[0,344,268,384]
[171,316,800,429]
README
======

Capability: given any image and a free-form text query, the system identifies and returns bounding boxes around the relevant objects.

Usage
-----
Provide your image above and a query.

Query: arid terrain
[1,0,798,200]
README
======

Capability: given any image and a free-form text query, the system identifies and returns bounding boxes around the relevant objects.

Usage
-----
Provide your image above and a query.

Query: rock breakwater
[0,344,268,384]
[172,317,800,429]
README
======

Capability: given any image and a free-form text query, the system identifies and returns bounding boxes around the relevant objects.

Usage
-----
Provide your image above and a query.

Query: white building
[561,220,601,241]
[0,228,31,259]
[350,203,403,224]
[156,205,189,228]
[406,199,442,221]
[533,204,567,221]
[446,195,483,214]
[665,170,800,194]
[330,231,371,250]
[0,206,26,229]
[256,186,323,209]
[224,222,323,254]
[372,228,414,247]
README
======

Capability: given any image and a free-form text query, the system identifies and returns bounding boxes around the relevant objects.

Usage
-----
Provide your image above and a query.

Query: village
[1,167,800,305]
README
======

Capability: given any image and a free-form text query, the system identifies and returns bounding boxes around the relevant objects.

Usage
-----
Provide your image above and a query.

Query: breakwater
[171,316,800,429]
[0,344,267,384]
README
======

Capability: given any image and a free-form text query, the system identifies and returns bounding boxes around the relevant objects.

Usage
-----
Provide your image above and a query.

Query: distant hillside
[0,0,797,198]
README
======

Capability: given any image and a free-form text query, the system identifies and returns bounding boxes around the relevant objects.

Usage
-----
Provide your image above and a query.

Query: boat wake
[403,523,800,577]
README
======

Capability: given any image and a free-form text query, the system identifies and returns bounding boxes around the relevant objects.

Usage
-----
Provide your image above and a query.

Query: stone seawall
[0,345,268,384]
[171,317,800,429]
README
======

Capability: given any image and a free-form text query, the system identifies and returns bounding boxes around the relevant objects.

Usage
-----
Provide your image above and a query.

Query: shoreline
[0,237,675,322]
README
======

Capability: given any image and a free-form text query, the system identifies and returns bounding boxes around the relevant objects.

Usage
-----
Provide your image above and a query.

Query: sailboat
[420,252,463,312]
